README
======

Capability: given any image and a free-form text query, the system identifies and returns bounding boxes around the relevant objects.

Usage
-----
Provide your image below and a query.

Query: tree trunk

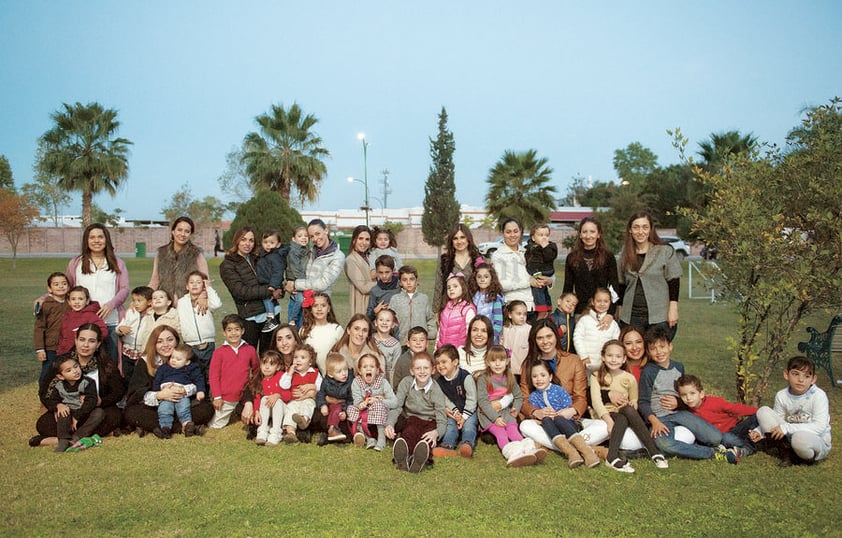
[82,189,92,227]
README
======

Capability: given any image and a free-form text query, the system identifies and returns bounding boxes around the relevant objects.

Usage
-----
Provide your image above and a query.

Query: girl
[368,227,403,278]
[435,274,476,349]
[249,350,286,446]
[527,360,600,468]
[572,287,620,375]
[499,300,530,381]
[300,291,344,374]
[475,345,538,467]
[590,340,668,472]
[280,344,322,444]
[459,316,493,375]
[469,262,504,343]
[56,286,108,355]
[373,308,401,384]
[346,353,398,451]
[137,289,182,354]
[331,314,384,374]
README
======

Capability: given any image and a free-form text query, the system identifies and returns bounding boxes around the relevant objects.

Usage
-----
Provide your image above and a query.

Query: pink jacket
[56,302,108,355]
[436,300,476,349]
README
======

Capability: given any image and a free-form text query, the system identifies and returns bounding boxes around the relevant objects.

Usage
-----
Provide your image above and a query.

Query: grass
[2,257,841,537]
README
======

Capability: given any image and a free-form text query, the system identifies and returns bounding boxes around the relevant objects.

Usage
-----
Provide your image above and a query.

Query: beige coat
[344,250,375,317]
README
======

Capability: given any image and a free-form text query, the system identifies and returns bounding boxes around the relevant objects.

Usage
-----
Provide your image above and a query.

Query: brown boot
[570,434,601,468]
[531,440,548,463]
[592,445,609,460]
[553,435,583,468]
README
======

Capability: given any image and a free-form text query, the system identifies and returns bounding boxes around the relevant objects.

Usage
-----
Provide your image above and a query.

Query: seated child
[573,287,620,375]
[56,286,108,356]
[347,353,397,451]
[391,326,428,388]
[177,271,222,381]
[249,350,285,446]
[280,344,322,444]
[209,314,259,429]
[256,229,289,334]
[386,352,447,473]
[286,226,309,329]
[136,289,181,351]
[390,265,437,346]
[367,255,400,320]
[368,227,403,278]
[433,344,477,458]
[316,352,355,445]
[117,286,153,382]
[754,356,831,466]
[44,356,105,453]
[525,223,558,319]
[676,374,758,457]
[550,292,578,354]
[33,272,70,383]
[152,344,206,439]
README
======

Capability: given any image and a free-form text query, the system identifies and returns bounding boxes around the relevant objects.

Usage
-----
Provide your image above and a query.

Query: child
[367,255,400,320]
[373,308,401,384]
[249,350,285,446]
[469,262,504,343]
[316,352,355,445]
[368,227,403,278]
[300,291,345,373]
[286,226,309,329]
[754,356,831,466]
[435,274,476,349]
[391,326,428,388]
[676,374,758,458]
[573,287,620,375]
[389,265,437,346]
[56,286,108,356]
[476,345,538,467]
[117,286,153,382]
[433,344,478,458]
[347,353,398,451]
[525,224,558,319]
[386,352,447,472]
[591,340,668,472]
[640,326,739,463]
[177,271,221,382]
[136,289,181,353]
[209,314,259,429]
[550,292,578,353]
[43,356,104,453]
[500,300,531,381]
[33,272,70,383]
[152,343,206,439]
[256,229,289,334]
[458,316,493,376]
[280,343,322,443]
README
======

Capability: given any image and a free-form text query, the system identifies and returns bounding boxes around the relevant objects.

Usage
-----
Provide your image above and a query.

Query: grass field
[2,257,841,537]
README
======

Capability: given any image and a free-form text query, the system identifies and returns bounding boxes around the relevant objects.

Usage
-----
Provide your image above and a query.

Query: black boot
[776,437,795,467]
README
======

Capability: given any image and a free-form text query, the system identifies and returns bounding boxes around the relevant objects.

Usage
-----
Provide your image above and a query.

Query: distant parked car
[660,235,690,260]
[478,234,530,257]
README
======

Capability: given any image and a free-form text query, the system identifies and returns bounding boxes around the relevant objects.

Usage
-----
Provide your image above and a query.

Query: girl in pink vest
[435,274,476,349]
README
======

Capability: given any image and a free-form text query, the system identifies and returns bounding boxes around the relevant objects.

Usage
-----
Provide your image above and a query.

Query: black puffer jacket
[219,251,273,319]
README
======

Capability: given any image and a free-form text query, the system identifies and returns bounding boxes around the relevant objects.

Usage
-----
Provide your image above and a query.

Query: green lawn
[2,257,841,537]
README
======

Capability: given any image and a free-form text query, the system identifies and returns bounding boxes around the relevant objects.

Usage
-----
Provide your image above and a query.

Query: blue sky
[1,1,840,220]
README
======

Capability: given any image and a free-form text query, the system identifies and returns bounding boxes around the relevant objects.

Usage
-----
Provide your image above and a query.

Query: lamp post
[357,132,370,227]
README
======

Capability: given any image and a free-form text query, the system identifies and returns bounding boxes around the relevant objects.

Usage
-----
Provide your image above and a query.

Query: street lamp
[347,176,371,227]
[354,132,370,226]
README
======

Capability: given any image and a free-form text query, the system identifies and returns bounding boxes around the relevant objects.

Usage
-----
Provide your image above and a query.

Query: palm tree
[485,149,557,229]
[241,103,330,204]
[39,102,132,227]
[697,130,757,172]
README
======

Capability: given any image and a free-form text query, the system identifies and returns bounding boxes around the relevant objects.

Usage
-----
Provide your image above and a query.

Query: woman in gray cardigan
[617,212,682,340]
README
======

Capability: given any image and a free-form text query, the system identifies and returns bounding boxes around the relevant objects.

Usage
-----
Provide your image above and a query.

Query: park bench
[797,314,842,386]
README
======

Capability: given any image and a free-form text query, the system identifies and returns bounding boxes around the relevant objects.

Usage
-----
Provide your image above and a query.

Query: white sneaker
[606,458,635,473]
[652,455,669,469]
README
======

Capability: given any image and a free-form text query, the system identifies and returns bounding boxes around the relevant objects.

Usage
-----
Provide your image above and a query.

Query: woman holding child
[344,225,375,316]
[148,216,208,302]
[491,218,549,316]
[285,219,345,298]
[433,224,484,308]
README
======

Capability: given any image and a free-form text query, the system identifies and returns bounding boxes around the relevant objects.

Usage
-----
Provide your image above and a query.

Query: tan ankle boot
[570,434,600,468]
[592,445,609,460]
[553,436,583,468]
[531,440,548,463]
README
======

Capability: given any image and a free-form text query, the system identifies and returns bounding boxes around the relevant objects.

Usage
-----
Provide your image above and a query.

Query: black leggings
[37,405,122,438]
[608,406,661,461]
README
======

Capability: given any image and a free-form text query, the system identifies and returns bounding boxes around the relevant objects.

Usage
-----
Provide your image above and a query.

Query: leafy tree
[38,102,132,227]
[421,107,460,249]
[678,99,842,404]
[597,187,655,253]
[223,190,304,248]
[240,103,330,205]
[613,142,658,188]
[0,188,39,268]
[22,142,72,226]
[0,155,13,190]
[161,184,225,228]
[485,149,557,230]
[217,146,253,215]
[697,130,757,172]
[639,163,697,233]
[91,204,124,229]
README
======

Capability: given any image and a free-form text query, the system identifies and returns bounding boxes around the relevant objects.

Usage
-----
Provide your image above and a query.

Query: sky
[1,1,841,220]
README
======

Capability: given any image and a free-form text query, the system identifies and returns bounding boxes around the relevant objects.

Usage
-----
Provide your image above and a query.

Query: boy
[280,344,322,444]
[525,224,558,319]
[754,356,831,466]
[433,344,478,458]
[367,255,400,320]
[639,326,739,463]
[386,352,448,473]
[177,271,222,382]
[152,344,206,439]
[256,229,289,334]
[316,352,354,445]
[389,265,437,346]
[676,374,758,457]
[209,314,259,429]
[286,226,309,328]
[550,292,578,353]
[391,326,428,388]
[117,286,154,382]
[44,356,105,453]
[34,272,70,383]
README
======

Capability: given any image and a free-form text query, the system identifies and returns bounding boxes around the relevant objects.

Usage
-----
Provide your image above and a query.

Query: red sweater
[56,302,108,355]
[253,371,286,409]
[691,395,758,433]
[280,368,320,403]
[209,341,258,402]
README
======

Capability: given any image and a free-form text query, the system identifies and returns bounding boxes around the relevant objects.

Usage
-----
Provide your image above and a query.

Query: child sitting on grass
[433,344,477,458]
[280,344,322,444]
[152,344,205,439]
[33,272,70,383]
[209,314,258,429]
[316,352,355,445]
[44,356,104,453]
[347,353,397,451]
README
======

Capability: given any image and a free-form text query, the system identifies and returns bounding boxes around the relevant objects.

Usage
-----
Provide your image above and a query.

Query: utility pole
[381,169,391,209]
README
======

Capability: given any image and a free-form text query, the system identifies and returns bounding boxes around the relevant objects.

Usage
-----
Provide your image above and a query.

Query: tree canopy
[223,190,304,249]
[422,107,460,248]
[0,188,39,268]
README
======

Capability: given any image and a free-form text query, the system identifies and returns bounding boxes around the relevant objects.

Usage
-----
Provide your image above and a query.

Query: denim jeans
[158,398,193,428]
[654,410,722,459]
[441,412,479,448]
[725,415,759,454]
[540,415,579,440]
[191,343,215,387]
[288,291,304,328]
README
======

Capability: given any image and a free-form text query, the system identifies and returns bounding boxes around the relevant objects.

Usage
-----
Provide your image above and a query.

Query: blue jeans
[158,398,193,428]
[106,324,120,366]
[441,412,478,448]
[724,415,759,455]
[191,343,215,387]
[263,298,277,317]
[39,350,57,384]
[654,410,723,459]
[540,415,579,439]
[288,291,304,328]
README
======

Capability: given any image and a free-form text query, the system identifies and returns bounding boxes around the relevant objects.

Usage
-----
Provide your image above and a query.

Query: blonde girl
[373,308,401,384]
[248,350,286,446]
[435,274,476,349]
[469,262,505,343]
[458,316,493,376]
[499,299,530,380]
[300,291,344,374]
[346,353,398,451]
[572,287,620,375]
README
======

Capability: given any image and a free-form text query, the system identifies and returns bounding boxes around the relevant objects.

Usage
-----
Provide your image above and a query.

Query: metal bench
[797,314,842,386]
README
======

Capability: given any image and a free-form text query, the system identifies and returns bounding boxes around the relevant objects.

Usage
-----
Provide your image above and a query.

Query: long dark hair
[567,217,610,270]
[350,225,372,256]
[522,318,563,391]
[441,224,481,276]
[621,211,664,272]
[79,223,120,275]
[300,291,339,339]
[226,227,256,257]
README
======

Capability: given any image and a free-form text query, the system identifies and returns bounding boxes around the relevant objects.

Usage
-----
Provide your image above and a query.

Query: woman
[286,219,345,298]
[219,227,278,351]
[148,216,209,303]
[31,323,126,446]
[618,212,682,339]
[344,225,375,316]
[124,325,214,434]
[490,218,549,314]
[433,224,483,308]
[331,314,383,373]
[562,217,620,327]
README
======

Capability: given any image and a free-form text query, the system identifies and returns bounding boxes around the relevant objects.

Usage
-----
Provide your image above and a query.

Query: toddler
[500,300,531,381]
[280,344,323,443]
[209,315,259,429]
[249,350,285,446]
[152,343,206,439]
[367,255,400,320]
[347,353,397,451]
[435,274,476,349]
[389,265,437,346]
[368,227,403,278]
[56,286,108,356]
[433,344,478,458]
[573,287,620,375]
[550,292,578,354]
[177,271,221,381]
[33,272,70,383]
[286,226,309,328]
[525,224,558,319]
[469,262,504,343]
[316,352,355,445]
[257,229,289,334]
[391,326,428,388]
[44,356,104,453]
